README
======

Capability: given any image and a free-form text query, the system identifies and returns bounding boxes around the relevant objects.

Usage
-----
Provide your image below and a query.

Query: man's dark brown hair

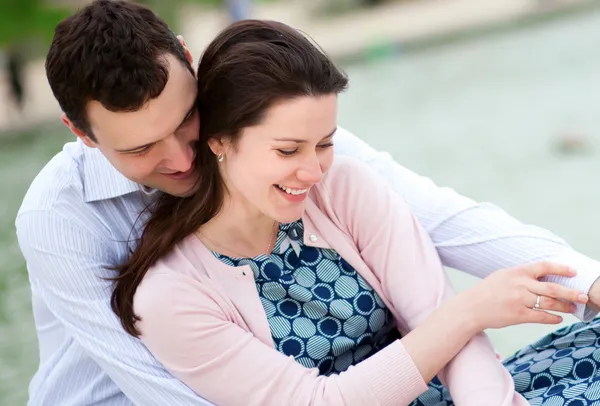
[45,0,193,141]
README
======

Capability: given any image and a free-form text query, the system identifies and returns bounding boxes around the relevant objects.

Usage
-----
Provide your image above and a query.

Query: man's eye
[128,146,153,156]
[180,112,195,127]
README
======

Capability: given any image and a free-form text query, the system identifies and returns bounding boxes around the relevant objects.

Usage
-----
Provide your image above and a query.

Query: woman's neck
[197,195,278,258]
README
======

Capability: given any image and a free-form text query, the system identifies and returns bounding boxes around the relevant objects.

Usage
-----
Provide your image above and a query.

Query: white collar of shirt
[80,141,149,203]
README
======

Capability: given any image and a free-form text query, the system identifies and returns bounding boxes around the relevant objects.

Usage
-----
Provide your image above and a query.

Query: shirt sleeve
[334,126,600,321]
[16,210,211,406]
[322,156,527,405]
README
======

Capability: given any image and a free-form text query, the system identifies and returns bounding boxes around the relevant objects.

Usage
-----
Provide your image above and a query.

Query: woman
[111,20,590,405]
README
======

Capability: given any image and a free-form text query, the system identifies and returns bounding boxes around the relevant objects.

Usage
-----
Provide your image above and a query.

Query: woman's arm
[133,156,586,406]
[334,127,600,322]
[135,270,496,406]
[321,156,583,405]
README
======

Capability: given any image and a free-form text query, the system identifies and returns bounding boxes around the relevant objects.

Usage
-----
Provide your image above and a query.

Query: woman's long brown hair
[110,19,348,337]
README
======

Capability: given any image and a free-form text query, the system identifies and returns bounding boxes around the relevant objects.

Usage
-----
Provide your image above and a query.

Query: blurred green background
[2,0,600,404]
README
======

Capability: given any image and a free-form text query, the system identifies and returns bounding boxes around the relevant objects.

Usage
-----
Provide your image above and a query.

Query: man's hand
[586,278,600,313]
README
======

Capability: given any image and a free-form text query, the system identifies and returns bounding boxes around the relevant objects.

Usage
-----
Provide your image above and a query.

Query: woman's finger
[530,281,588,304]
[523,309,564,325]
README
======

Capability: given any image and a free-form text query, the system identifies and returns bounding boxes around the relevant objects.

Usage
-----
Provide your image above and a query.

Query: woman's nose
[296,154,324,184]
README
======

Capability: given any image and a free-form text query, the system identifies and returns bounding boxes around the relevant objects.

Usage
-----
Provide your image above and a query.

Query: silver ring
[533,295,541,310]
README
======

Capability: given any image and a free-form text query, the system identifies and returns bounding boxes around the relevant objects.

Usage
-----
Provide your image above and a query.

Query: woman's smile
[274,184,310,202]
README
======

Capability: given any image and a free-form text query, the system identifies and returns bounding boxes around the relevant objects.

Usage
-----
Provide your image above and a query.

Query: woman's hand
[456,262,589,332]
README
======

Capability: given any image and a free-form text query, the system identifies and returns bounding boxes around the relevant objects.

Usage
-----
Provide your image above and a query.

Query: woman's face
[216,94,338,224]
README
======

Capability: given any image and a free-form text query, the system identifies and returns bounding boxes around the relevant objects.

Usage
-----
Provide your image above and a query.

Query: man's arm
[16,210,211,406]
[334,127,600,321]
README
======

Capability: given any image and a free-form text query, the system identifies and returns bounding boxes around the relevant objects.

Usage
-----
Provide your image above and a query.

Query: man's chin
[173,187,196,198]
[143,178,196,198]
[163,179,199,198]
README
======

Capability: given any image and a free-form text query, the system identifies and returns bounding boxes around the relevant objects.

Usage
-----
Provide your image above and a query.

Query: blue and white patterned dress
[411,319,600,405]
[212,219,400,375]
[213,220,600,404]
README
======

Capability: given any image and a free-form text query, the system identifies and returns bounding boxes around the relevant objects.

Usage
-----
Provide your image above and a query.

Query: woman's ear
[207,138,224,157]
[208,136,234,157]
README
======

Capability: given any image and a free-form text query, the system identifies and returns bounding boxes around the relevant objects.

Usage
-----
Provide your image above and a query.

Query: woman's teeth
[276,184,308,195]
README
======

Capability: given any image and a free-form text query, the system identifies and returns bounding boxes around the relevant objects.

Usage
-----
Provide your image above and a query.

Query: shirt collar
[81,143,141,203]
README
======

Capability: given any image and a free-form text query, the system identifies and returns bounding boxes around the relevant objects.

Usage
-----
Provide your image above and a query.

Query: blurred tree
[0,0,72,49]
[0,0,71,111]
[138,0,223,28]
[138,0,252,27]
[0,0,263,48]
[6,48,25,110]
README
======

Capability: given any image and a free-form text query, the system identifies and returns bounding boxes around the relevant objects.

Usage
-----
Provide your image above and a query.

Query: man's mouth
[162,161,196,180]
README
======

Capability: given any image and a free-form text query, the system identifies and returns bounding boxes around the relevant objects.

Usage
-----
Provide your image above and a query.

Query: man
[6,48,24,111]
[16,0,600,405]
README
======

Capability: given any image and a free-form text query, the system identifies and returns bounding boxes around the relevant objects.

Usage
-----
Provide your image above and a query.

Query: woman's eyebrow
[273,127,337,143]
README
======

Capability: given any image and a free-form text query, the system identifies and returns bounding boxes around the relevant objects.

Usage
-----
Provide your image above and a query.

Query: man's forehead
[88,102,177,145]
[88,78,197,148]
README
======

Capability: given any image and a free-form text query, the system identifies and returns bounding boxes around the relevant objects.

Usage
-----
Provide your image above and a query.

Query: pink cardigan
[135,156,527,405]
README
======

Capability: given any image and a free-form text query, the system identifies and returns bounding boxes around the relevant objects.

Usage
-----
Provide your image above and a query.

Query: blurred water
[2,8,600,405]
[0,131,71,405]
[340,8,600,357]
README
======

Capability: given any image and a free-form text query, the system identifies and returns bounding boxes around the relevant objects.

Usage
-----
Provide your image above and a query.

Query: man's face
[68,54,200,197]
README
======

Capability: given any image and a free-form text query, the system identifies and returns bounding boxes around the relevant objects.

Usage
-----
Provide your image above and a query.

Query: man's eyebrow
[274,127,337,143]
[115,101,198,153]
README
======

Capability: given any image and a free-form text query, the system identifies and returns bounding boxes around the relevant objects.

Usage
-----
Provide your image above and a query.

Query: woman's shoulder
[145,235,208,278]
[314,155,389,209]
[322,155,375,185]
[309,155,412,234]
[134,236,214,311]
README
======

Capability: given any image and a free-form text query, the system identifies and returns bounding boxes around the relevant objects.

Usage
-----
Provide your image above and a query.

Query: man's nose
[165,137,195,172]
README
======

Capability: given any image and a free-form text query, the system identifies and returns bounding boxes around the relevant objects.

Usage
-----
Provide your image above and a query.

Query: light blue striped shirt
[16,127,600,405]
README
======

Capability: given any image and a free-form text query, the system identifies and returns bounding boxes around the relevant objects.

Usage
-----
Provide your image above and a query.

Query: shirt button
[310,234,318,242]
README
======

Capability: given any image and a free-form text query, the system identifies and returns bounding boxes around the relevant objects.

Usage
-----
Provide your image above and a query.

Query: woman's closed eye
[276,143,334,157]
[277,148,297,156]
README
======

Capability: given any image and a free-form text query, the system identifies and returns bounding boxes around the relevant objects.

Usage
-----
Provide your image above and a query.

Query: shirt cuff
[545,250,600,322]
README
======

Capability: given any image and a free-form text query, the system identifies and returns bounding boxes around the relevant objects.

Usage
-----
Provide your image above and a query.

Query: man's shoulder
[16,140,146,248]
[332,127,378,161]
[18,141,86,217]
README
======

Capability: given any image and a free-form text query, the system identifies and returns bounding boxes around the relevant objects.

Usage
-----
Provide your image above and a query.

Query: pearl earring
[217,153,224,162]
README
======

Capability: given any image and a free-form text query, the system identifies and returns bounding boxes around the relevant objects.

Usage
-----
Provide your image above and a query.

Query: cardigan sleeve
[321,156,527,406]
[134,269,427,406]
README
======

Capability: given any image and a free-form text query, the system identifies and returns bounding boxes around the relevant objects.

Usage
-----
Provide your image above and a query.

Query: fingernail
[578,294,589,303]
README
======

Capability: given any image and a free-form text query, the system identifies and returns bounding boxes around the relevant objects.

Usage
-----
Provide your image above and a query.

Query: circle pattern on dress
[409,318,600,405]
[212,219,399,375]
